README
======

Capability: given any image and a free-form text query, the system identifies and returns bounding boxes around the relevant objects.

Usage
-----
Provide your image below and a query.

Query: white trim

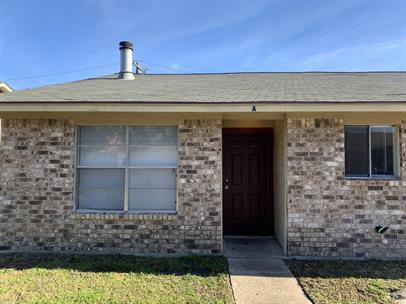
[2,102,406,113]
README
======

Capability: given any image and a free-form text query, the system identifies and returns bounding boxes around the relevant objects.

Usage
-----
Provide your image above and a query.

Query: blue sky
[1,0,405,90]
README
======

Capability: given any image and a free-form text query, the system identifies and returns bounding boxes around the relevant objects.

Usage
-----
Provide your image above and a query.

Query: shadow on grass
[286,259,406,280]
[0,253,228,277]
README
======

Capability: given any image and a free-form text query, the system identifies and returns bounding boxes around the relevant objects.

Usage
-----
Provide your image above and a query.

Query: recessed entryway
[224,237,283,259]
[222,128,274,236]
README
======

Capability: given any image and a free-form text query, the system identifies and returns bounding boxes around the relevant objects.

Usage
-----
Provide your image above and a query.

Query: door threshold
[224,235,275,239]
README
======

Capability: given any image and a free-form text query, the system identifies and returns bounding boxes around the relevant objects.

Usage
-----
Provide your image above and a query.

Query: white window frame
[344,125,399,179]
[74,125,178,213]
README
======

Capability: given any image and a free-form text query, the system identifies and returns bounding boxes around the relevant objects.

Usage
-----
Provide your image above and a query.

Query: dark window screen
[371,127,394,175]
[345,126,369,177]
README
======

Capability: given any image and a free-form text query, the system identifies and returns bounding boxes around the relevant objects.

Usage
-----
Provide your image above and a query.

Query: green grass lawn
[0,253,234,304]
[287,259,406,304]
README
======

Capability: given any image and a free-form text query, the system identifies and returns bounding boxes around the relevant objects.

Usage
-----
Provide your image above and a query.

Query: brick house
[0,42,405,258]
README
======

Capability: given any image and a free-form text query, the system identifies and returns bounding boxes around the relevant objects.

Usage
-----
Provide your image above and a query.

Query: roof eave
[1,102,406,113]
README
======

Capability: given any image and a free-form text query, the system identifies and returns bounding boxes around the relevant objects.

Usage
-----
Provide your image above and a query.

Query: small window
[345,125,398,178]
[76,125,177,212]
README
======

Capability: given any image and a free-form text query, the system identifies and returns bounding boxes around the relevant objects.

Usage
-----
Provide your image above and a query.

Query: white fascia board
[0,102,406,112]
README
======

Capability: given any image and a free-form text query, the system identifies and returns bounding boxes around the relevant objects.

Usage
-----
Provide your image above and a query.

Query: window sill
[345,176,400,181]
[72,209,178,220]
[74,209,124,214]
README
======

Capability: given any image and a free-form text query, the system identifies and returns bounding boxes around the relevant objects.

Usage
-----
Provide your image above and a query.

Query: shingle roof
[1,72,406,103]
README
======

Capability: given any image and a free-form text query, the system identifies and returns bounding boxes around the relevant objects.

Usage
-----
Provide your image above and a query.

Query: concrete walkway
[224,237,311,304]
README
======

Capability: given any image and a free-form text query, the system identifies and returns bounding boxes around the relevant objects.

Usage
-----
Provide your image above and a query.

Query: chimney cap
[119,41,134,50]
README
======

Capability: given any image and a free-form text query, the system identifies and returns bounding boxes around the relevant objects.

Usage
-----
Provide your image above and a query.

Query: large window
[76,125,177,212]
[345,125,398,178]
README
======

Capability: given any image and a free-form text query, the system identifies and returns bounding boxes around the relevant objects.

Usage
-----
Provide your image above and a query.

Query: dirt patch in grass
[0,253,234,304]
[286,259,406,304]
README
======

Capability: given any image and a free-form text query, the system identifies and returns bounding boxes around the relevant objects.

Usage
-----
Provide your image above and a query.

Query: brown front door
[223,129,273,236]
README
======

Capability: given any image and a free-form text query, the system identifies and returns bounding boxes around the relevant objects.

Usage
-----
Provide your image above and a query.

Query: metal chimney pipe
[118,41,135,80]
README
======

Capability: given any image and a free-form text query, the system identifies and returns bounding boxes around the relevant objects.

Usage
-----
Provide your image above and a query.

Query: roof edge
[1,102,406,113]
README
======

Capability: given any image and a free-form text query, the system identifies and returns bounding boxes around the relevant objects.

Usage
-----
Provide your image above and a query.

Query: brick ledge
[71,211,178,221]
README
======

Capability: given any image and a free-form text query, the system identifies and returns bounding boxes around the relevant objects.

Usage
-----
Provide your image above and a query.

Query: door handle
[224,185,229,190]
